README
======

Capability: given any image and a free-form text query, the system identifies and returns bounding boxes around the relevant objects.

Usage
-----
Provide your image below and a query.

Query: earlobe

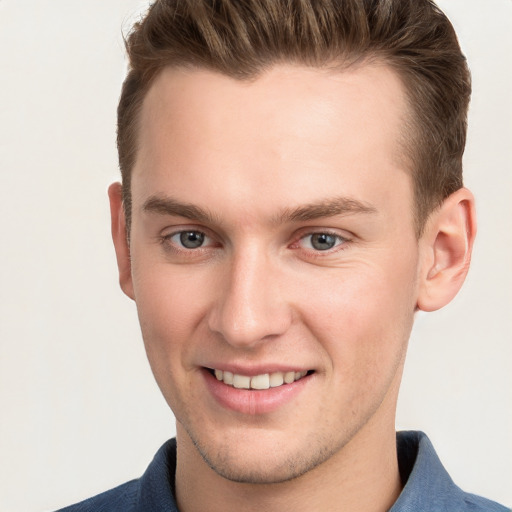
[417,188,477,312]
[108,182,135,300]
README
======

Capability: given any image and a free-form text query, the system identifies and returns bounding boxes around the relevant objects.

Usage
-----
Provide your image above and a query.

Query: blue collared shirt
[57,431,509,511]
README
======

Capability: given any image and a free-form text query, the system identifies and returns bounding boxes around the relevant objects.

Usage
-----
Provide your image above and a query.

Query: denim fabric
[56,440,178,512]
[56,431,509,512]
[390,431,509,512]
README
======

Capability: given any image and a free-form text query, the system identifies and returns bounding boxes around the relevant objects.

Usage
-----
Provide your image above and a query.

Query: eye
[300,232,346,251]
[170,230,208,249]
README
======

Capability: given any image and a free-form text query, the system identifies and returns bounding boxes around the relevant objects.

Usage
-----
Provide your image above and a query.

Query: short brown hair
[118,0,471,235]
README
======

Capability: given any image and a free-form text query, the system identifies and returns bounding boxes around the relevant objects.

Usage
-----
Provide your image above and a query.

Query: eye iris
[311,233,337,250]
[180,231,205,249]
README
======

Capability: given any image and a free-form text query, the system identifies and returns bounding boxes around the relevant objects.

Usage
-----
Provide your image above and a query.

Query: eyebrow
[142,194,377,225]
[143,196,219,224]
[275,196,378,223]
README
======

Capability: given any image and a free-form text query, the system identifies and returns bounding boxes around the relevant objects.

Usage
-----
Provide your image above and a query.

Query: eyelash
[159,229,351,257]
[292,230,350,254]
[159,230,216,255]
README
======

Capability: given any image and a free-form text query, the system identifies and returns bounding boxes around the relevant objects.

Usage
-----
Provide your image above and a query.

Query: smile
[211,369,310,390]
[203,367,314,414]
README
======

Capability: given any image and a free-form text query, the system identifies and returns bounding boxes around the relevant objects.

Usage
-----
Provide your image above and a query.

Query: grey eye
[179,231,205,249]
[309,233,338,251]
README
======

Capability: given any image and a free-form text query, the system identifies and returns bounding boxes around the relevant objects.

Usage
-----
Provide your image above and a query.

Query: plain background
[0,1,511,510]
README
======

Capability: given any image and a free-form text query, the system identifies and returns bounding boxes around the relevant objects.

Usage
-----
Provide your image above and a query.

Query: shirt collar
[136,431,501,512]
[391,430,463,511]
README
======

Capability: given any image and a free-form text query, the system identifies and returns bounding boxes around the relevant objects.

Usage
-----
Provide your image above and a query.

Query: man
[58,0,508,511]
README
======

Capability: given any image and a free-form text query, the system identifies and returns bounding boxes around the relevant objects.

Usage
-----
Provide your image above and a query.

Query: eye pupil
[180,231,205,249]
[311,233,337,250]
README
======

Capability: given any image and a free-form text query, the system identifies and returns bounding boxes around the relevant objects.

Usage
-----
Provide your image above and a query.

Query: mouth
[207,368,314,390]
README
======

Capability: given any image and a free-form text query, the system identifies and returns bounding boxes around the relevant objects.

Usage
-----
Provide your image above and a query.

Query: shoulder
[55,479,139,512]
[54,439,179,512]
[460,491,510,512]
[393,431,509,512]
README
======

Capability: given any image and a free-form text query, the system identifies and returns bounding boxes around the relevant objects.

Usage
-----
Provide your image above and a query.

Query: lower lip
[202,369,312,415]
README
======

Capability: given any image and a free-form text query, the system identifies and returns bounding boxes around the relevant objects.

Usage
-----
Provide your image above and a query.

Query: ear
[417,188,477,312]
[108,182,135,300]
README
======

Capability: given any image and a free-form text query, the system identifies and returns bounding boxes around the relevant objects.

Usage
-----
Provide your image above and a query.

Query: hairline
[121,58,440,240]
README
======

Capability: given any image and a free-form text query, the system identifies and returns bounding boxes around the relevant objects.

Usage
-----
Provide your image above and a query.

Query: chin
[189,429,338,485]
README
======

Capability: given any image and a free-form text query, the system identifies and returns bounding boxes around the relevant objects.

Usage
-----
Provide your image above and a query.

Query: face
[121,64,422,483]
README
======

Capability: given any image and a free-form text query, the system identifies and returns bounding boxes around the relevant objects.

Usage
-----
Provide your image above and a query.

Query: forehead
[132,63,413,223]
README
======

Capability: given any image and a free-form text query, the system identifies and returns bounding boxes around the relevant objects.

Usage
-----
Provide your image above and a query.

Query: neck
[175,418,402,512]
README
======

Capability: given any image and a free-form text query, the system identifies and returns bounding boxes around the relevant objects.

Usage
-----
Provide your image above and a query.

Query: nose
[207,246,292,348]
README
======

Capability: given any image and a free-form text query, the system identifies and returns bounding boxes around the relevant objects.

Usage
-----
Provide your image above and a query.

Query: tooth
[269,372,284,387]
[217,369,308,389]
[284,371,295,384]
[251,374,270,390]
[233,374,251,389]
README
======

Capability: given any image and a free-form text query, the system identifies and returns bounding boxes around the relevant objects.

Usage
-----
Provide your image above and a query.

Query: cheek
[302,259,417,374]
[131,260,211,370]
[302,269,415,425]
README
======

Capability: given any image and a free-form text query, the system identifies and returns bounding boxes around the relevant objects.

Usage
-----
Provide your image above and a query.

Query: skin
[109,63,476,512]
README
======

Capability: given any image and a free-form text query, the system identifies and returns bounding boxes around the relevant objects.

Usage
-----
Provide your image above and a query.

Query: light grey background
[0,1,510,510]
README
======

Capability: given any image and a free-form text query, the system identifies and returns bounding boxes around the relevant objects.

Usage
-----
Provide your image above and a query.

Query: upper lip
[203,364,312,376]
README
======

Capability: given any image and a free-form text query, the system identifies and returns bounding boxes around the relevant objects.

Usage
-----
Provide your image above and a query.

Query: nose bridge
[208,242,291,347]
